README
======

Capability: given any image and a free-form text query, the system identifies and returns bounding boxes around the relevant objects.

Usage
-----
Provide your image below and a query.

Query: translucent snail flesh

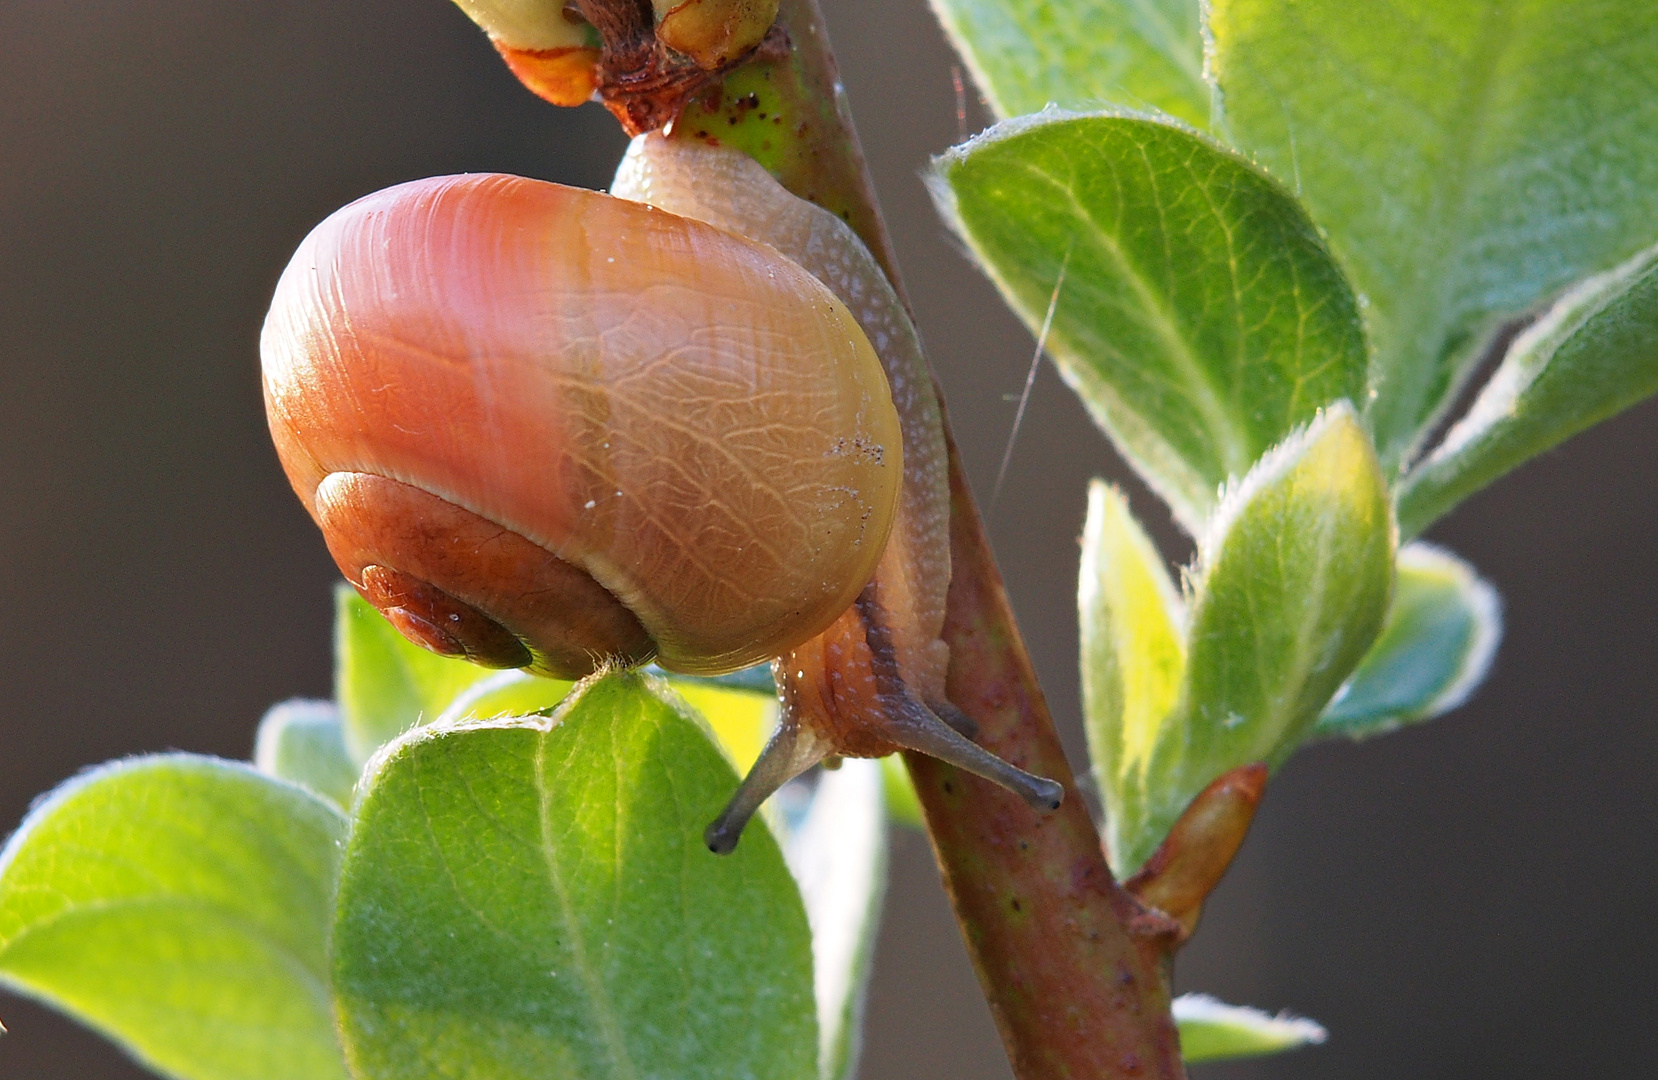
[613,135,1062,845]
[262,167,1061,852]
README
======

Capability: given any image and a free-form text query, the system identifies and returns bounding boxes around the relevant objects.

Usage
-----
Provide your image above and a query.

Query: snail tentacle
[704,717,831,855]
[878,694,1065,815]
[927,698,979,739]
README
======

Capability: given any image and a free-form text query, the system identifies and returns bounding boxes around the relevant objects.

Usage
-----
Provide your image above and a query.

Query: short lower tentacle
[704,715,830,854]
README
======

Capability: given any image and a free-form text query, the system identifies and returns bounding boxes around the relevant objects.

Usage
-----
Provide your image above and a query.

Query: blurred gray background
[2,1,1655,1077]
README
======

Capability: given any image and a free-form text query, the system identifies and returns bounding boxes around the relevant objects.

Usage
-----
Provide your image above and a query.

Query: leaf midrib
[1011,153,1254,476]
[534,728,641,1080]
[1355,2,1518,450]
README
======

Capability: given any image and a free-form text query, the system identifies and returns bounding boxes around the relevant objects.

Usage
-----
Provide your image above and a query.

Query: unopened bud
[451,0,601,107]
[652,0,779,70]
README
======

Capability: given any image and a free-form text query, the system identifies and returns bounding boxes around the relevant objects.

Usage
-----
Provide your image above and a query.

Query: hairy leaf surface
[334,586,502,764]
[1173,994,1326,1063]
[0,756,348,1080]
[332,671,817,1080]
[1209,0,1658,466]
[1317,544,1501,739]
[1116,405,1394,872]
[1079,480,1186,874]
[927,0,1207,125]
[254,698,357,808]
[936,114,1367,530]
[1398,242,1658,536]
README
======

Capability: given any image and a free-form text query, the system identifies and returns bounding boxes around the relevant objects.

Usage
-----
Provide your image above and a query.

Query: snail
[262,163,1062,852]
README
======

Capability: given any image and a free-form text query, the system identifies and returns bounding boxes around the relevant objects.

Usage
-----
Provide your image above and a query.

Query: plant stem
[668,4,1186,1075]
[668,2,897,284]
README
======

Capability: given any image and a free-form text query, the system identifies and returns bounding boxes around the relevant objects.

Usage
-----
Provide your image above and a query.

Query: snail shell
[615,134,952,711]
[614,135,1063,849]
[262,173,903,680]
[264,159,1062,853]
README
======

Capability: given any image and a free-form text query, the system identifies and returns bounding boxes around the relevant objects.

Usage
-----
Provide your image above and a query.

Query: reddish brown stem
[585,0,1193,1072]
[906,426,1186,1079]
[668,0,898,285]
[666,3,1188,1074]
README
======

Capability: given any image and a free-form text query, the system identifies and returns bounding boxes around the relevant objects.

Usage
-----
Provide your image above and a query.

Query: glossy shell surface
[263,173,902,675]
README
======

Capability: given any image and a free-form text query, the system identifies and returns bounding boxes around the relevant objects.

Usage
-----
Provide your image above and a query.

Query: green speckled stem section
[668,0,899,288]
[674,5,1187,1076]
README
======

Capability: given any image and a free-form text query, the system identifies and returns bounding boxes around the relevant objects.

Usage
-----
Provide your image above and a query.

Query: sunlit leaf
[253,698,357,809]
[1115,405,1395,873]
[332,671,817,1080]
[1318,544,1501,740]
[927,0,1208,125]
[935,113,1367,530]
[1078,480,1186,876]
[1174,993,1327,1063]
[1398,241,1658,537]
[334,585,499,765]
[1209,0,1658,467]
[671,681,779,777]
[429,667,572,724]
[0,756,349,1080]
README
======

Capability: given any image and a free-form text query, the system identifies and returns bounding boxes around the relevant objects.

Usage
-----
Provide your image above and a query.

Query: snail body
[613,136,1060,846]
[263,163,1060,852]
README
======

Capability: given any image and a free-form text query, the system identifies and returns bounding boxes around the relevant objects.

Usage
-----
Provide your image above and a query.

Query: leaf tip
[1199,399,1380,568]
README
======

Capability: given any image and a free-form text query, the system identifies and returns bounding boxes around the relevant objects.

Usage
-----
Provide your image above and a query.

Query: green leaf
[430,668,573,724]
[669,680,779,777]
[1209,0,1658,467]
[1317,543,1501,740]
[0,756,349,1080]
[783,760,888,1080]
[935,113,1368,530]
[1173,993,1326,1063]
[254,698,358,808]
[1078,480,1187,875]
[927,0,1208,126]
[1115,404,1395,873]
[334,584,500,765]
[1398,241,1658,537]
[332,671,817,1080]
[1181,403,1394,765]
